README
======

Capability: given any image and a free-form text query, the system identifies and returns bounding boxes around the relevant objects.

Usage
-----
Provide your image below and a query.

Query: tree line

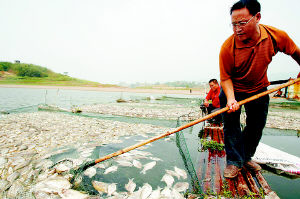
[0,62,49,77]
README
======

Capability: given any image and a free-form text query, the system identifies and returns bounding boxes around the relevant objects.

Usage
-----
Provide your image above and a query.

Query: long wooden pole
[94,78,300,164]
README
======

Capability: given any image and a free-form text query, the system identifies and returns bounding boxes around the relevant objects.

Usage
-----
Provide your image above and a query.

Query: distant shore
[0,84,205,96]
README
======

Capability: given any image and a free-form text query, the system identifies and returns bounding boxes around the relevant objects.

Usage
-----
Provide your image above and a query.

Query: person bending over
[219,0,300,178]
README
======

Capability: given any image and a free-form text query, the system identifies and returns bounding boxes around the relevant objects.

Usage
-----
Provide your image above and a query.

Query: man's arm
[204,90,211,107]
[220,79,240,113]
[291,46,300,65]
[291,46,300,78]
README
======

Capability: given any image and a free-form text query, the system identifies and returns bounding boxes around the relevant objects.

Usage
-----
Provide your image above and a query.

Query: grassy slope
[0,63,117,87]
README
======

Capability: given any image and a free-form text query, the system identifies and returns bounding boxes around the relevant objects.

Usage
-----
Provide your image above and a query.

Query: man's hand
[221,79,240,113]
[204,100,209,107]
[227,98,240,113]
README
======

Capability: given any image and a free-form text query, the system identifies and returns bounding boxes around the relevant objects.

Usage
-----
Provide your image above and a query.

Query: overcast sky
[1,0,299,84]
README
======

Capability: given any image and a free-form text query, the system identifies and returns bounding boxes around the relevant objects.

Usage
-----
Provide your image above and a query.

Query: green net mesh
[175,115,202,195]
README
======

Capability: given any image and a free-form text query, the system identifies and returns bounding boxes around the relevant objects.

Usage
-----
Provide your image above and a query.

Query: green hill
[0,61,115,87]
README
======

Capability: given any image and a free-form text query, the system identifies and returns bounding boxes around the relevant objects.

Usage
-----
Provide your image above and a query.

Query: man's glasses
[231,14,256,28]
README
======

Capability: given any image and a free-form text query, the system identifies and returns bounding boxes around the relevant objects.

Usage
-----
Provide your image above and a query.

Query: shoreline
[0,84,205,96]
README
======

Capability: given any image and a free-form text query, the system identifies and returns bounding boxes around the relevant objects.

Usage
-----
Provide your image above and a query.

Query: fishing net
[40,110,206,198]
[175,111,202,194]
[43,107,210,198]
[0,104,40,114]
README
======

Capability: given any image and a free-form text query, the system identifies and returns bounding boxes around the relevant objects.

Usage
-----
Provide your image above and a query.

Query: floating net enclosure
[43,109,207,198]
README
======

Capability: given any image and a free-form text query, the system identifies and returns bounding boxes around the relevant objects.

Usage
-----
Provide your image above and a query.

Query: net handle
[94,78,300,164]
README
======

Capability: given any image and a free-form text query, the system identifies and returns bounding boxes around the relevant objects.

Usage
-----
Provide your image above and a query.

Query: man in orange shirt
[204,79,221,114]
[219,0,300,178]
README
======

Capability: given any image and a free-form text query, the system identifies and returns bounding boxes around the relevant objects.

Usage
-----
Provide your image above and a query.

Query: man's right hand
[227,98,240,113]
[204,101,209,107]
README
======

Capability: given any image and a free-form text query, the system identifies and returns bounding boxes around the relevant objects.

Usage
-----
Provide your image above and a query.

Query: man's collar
[235,24,268,49]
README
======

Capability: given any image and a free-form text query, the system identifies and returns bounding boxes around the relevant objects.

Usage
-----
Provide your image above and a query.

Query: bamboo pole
[93,78,299,164]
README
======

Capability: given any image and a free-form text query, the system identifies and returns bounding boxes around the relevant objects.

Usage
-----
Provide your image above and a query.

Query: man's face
[231,8,259,43]
[209,82,219,92]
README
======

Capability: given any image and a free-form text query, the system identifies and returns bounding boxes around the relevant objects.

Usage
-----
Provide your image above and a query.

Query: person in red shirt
[204,79,221,114]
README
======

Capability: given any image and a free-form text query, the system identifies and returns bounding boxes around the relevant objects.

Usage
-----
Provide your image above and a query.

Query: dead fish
[116,160,133,167]
[130,150,152,157]
[7,171,20,183]
[140,183,152,199]
[173,182,189,192]
[95,163,106,169]
[80,152,92,158]
[131,154,147,160]
[132,160,142,169]
[161,187,172,198]
[161,174,174,187]
[119,153,132,158]
[174,166,187,179]
[107,183,117,196]
[127,187,142,199]
[34,176,71,193]
[104,165,118,174]
[55,163,70,173]
[117,154,134,162]
[166,169,180,179]
[141,161,156,174]
[92,180,108,194]
[148,157,162,161]
[172,188,185,199]
[84,167,97,178]
[0,157,7,168]
[73,176,83,189]
[148,187,161,199]
[59,189,89,199]
[0,179,10,192]
[70,159,83,167]
[14,159,31,170]
[7,182,24,198]
[125,178,136,194]
[138,146,148,150]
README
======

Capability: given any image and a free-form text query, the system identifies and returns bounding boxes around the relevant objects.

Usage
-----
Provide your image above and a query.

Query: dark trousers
[219,88,269,168]
[207,104,215,114]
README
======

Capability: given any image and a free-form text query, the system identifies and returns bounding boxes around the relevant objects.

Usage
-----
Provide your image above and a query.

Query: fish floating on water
[125,178,136,194]
[174,166,187,179]
[92,180,108,194]
[161,173,174,188]
[58,189,89,199]
[115,160,133,167]
[172,188,185,199]
[166,169,180,180]
[107,183,117,196]
[161,187,172,198]
[140,183,152,199]
[140,161,156,174]
[95,163,106,169]
[148,157,162,161]
[132,159,142,169]
[148,186,162,199]
[84,167,96,178]
[173,182,189,193]
[104,165,118,174]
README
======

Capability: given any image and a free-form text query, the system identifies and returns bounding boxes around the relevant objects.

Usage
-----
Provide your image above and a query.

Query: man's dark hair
[230,0,261,16]
[209,79,218,84]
